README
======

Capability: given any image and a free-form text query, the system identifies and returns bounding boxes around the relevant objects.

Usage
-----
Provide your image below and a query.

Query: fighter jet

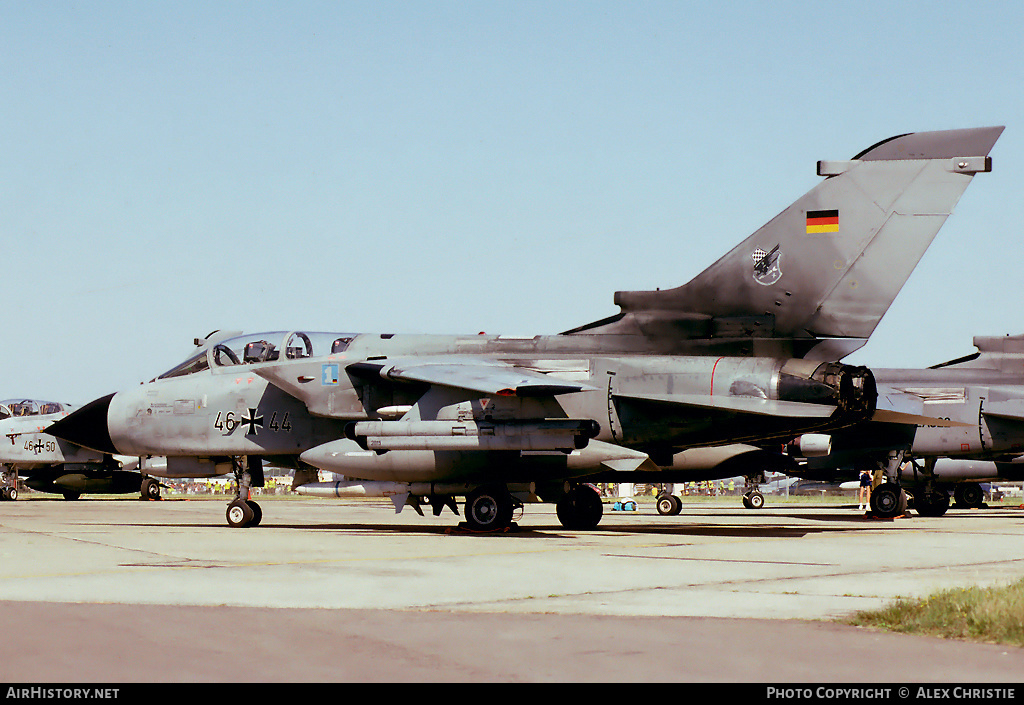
[789,333,1024,517]
[0,399,162,500]
[47,126,1003,530]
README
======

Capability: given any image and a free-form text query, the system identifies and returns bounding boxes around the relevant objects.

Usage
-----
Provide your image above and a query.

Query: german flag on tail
[806,209,839,234]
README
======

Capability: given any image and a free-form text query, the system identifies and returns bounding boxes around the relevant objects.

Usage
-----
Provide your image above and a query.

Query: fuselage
[51,330,875,484]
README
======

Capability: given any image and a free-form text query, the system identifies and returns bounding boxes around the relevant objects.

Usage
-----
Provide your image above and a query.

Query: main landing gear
[866,451,912,519]
[459,482,604,532]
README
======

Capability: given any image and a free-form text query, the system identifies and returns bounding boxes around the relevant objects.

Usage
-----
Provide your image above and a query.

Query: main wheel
[465,486,514,531]
[226,499,255,528]
[141,477,161,500]
[954,482,984,508]
[870,483,907,518]
[914,490,950,517]
[555,485,604,530]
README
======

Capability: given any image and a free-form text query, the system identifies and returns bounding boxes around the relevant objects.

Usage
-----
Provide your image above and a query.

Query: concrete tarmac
[1,494,1023,683]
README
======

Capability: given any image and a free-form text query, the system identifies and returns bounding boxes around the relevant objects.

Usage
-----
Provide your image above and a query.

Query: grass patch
[846,578,1024,647]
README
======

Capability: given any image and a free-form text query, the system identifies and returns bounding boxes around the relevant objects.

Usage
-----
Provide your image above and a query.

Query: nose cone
[45,393,118,454]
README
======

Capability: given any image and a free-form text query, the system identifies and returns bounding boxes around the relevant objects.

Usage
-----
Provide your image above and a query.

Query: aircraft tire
[955,482,984,509]
[656,494,681,516]
[914,491,950,517]
[3,487,16,501]
[555,485,603,530]
[465,486,513,531]
[226,499,255,528]
[62,491,81,501]
[870,483,906,518]
[141,477,161,501]
[744,491,764,510]
[247,500,263,527]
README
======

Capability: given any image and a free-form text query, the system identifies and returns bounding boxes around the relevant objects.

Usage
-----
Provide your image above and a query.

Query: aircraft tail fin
[567,127,1003,359]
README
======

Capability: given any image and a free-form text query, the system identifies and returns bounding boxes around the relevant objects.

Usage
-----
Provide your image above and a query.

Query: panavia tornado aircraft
[788,333,1024,518]
[0,399,162,501]
[47,126,1003,530]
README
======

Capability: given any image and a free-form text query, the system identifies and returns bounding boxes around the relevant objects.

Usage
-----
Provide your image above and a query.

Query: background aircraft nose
[45,393,118,455]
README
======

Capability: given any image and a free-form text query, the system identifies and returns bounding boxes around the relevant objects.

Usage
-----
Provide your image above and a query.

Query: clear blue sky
[2,1,1022,404]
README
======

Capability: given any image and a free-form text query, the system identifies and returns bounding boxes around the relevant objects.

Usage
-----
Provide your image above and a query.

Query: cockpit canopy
[157,331,358,380]
[0,399,65,420]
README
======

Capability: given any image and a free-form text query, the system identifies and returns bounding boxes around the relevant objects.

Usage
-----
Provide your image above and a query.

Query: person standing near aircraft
[858,469,871,511]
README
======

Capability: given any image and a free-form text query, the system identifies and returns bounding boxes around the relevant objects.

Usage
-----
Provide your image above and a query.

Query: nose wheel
[226,499,262,528]
[225,456,264,527]
[656,493,682,515]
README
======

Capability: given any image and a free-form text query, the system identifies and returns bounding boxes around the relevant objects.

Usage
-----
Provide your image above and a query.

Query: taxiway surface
[2,495,1023,682]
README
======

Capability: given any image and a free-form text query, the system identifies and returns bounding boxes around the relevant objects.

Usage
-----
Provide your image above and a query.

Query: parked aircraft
[0,399,161,500]
[791,333,1024,517]
[46,127,1002,530]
